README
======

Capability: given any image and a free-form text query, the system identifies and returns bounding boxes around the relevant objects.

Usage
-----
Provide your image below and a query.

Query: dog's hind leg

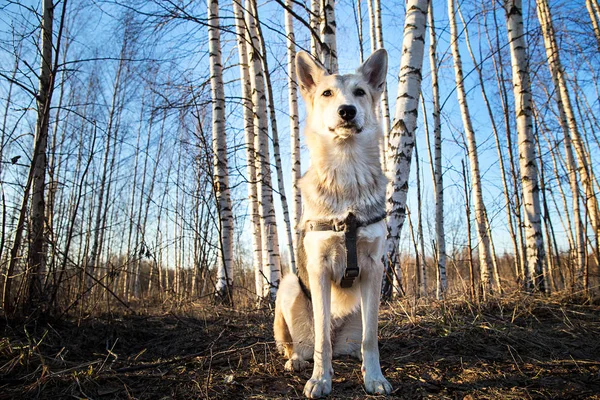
[333,311,362,360]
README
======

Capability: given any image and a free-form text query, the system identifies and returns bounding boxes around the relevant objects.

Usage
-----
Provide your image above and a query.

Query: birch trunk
[414,141,427,297]
[232,0,263,298]
[587,0,600,51]
[462,160,477,301]
[246,0,281,300]
[374,0,390,144]
[448,0,493,294]
[285,0,302,274]
[354,0,364,63]
[208,0,235,302]
[27,0,56,307]
[536,0,594,290]
[504,0,546,292]
[320,0,338,73]
[384,0,429,299]
[253,0,294,277]
[310,0,321,60]
[485,6,526,282]
[368,0,391,169]
[427,2,447,298]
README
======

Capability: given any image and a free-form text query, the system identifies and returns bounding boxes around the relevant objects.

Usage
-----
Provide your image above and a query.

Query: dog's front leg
[304,262,333,398]
[360,258,392,395]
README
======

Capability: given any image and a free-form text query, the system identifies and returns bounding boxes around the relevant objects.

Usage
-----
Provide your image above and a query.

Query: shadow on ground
[1,296,600,399]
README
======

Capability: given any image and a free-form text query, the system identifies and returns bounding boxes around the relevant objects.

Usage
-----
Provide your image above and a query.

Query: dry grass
[1,294,600,399]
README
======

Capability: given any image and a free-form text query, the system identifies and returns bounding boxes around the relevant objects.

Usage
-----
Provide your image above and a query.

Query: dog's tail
[274,301,293,358]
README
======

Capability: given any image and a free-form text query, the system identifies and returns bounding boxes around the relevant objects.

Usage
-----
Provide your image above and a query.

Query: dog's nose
[338,105,357,121]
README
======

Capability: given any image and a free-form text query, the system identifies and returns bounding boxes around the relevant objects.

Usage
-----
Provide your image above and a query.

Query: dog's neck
[300,130,386,224]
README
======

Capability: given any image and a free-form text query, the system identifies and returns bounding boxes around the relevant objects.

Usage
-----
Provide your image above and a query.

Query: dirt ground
[2,295,600,399]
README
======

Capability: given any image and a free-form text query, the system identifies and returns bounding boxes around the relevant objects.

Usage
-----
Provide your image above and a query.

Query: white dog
[274,49,392,398]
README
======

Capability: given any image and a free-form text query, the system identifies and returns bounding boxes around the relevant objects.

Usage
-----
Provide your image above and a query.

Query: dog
[274,49,392,398]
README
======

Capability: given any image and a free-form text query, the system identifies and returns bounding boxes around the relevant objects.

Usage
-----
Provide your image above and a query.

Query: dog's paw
[285,358,309,372]
[303,376,332,398]
[364,373,392,395]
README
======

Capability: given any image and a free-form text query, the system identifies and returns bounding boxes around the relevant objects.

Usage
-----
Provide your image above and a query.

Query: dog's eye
[354,88,366,97]
[322,90,332,97]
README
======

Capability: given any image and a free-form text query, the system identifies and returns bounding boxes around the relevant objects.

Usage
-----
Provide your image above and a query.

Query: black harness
[303,212,387,290]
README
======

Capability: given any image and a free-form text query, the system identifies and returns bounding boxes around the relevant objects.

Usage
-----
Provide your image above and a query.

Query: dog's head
[296,49,388,141]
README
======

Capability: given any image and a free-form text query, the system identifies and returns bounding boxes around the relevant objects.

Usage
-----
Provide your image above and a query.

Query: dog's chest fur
[299,139,386,222]
[296,135,387,313]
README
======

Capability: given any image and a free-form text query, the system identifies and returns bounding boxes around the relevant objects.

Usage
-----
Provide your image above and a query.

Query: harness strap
[304,212,386,288]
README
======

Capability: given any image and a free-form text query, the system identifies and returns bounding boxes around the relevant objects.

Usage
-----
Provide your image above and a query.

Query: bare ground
[1,295,600,399]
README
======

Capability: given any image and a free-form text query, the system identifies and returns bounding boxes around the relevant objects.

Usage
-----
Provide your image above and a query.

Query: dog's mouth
[329,123,363,138]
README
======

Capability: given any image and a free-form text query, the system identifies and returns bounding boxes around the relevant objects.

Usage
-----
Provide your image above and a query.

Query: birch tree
[285,0,302,274]
[208,0,234,302]
[587,0,600,51]
[368,0,391,168]
[27,0,56,307]
[384,0,429,299]
[448,0,493,294]
[253,0,295,276]
[246,0,281,300]
[320,0,338,73]
[427,2,446,298]
[232,0,263,298]
[310,0,320,59]
[536,0,596,289]
[504,0,545,292]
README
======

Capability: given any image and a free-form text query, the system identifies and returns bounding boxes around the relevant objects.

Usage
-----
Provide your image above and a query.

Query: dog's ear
[296,51,328,100]
[357,49,388,93]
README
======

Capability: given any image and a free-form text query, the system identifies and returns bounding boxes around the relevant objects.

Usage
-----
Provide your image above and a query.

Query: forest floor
[2,294,600,399]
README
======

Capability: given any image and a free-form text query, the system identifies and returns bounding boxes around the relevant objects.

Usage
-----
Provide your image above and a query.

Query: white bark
[28,0,55,303]
[320,0,338,73]
[481,11,524,285]
[414,141,427,297]
[253,0,294,278]
[504,0,546,291]
[448,0,493,294]
[427,3,446,298]
[355,0,364,63]
[285,0,302,275]
[374,0,390,142]
[246,0,281,300]
[587,0,600,51]
[232,0,264,299]
[536,0,595,289]
[384,0,429,292]
[208,0,235,301]
[310,0,321,60]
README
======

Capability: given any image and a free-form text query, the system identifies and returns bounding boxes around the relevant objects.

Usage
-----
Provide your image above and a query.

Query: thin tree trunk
[504,0,546,292]
[462,160,477,301]
[448,0,493,295]
[587,0,600,51]
[208,0,235,303]
[253,0,294,277]
[320,0,338,73]
[353,0,364,63]
[246,0,281,300]
[310,0,320,60]
[28,0,59,309]
[232,0,263,298]
[427,2,446,298]
[536,0,592,291]
[414,141,427,297]
[384,0,429,299]
[486,1,526,282]
[284,0,301,275]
